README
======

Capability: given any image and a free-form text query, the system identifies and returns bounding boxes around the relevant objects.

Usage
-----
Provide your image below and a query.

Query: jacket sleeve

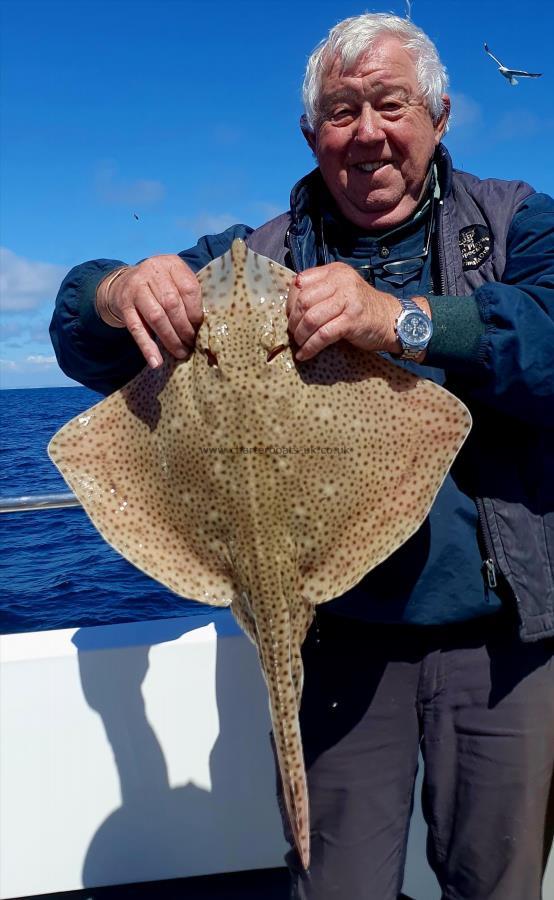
[49,224,253,396]
[426,192,554,425]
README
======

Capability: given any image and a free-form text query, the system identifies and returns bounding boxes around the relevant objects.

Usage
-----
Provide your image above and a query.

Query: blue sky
[1,0,552,388]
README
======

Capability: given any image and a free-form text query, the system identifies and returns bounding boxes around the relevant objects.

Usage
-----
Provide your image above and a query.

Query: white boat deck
[1,613,551,900]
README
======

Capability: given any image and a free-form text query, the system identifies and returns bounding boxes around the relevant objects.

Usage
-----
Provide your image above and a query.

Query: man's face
[304,37,449,229]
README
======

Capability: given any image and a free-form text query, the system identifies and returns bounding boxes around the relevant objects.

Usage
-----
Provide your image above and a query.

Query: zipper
[435,193,507,597]
[482,558,497,590]
[476,497,496,585]
[476,497,524,627]
[285,227,302,274]
[476,497,499,589]
[435,197,501,596]
[435,198,447,296]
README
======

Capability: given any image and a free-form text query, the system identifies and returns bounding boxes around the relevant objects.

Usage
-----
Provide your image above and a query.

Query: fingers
[287,265,349,360]
[294,312,349,360]
[108,255,203,367]
[290,294,347,359]
[123,305,165,370]
[169,258,203,331]
[286,262,399,360]
[144,272,196,350]
[287,270,338,333]
[120,281,189,368]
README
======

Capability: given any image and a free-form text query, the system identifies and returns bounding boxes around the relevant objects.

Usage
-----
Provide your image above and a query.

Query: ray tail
[233,582,313,871]
[260,617,311,870]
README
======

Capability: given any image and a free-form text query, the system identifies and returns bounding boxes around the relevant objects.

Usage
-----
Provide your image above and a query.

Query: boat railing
[0,492,80,513]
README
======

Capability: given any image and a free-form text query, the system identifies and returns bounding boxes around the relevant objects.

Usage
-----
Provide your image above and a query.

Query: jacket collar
[286,144,453,271]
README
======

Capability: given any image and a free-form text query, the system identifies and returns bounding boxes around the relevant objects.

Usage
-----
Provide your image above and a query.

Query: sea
[0,386,211,635]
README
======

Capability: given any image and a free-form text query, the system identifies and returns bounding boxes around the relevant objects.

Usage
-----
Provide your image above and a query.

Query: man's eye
[330,107,354,122]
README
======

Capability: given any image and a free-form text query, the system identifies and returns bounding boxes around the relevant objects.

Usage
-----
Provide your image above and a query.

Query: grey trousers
[279,611,554,900]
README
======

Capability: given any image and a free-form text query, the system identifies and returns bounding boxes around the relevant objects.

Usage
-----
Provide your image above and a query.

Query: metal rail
[0,492,81,513]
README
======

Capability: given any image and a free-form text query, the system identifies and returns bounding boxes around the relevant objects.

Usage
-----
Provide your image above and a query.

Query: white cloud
[96,161,165,206]
[449,92,483,129]
[26,354,57,366]
[494,109,541,141]
[0,247,67,313]
[0,320,23,337]
[176,212,240,235]
[0,356,77,389]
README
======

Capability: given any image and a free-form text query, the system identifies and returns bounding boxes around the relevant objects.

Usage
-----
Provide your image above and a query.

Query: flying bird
[484,43,542,85]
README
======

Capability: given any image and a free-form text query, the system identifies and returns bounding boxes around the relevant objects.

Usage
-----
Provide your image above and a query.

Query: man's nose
[355,105,385,142]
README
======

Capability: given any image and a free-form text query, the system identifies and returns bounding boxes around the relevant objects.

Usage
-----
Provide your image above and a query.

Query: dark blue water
[0,387,213,634]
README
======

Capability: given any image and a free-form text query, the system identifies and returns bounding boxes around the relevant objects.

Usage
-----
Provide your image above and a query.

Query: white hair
[302,13,448,130]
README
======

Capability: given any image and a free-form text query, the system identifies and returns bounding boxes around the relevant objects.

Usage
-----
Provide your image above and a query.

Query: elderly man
[51,13,553,900]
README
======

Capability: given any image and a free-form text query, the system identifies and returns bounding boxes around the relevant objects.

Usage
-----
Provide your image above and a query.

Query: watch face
[397,310,432,349]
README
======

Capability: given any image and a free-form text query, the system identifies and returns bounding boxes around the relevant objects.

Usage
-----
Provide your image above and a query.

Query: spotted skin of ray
[48,239,472,870]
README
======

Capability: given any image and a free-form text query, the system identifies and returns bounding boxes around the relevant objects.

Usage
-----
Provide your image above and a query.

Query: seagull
[484,43,542,85]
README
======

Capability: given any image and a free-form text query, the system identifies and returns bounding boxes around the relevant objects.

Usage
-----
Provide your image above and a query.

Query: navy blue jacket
[50,146,554,640]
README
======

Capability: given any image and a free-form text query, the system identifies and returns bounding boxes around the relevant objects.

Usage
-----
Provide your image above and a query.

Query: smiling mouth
[354,161,390,173]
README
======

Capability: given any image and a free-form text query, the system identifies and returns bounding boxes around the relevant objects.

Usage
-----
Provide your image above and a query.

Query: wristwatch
[394,297,433,360]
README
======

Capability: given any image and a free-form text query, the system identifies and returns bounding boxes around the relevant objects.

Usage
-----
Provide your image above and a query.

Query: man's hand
[96,254,203,368]
[287,262,399,360]
[286,262,429,361]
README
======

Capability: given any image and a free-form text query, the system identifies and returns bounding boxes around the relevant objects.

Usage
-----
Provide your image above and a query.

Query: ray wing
[48,240,472,870]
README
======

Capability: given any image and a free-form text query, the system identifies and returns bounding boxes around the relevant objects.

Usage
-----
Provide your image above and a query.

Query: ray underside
[48,239,472,868]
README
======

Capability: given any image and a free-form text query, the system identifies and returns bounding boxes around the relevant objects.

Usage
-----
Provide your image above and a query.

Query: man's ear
[434,95,451,143]
[300,114,317,154]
